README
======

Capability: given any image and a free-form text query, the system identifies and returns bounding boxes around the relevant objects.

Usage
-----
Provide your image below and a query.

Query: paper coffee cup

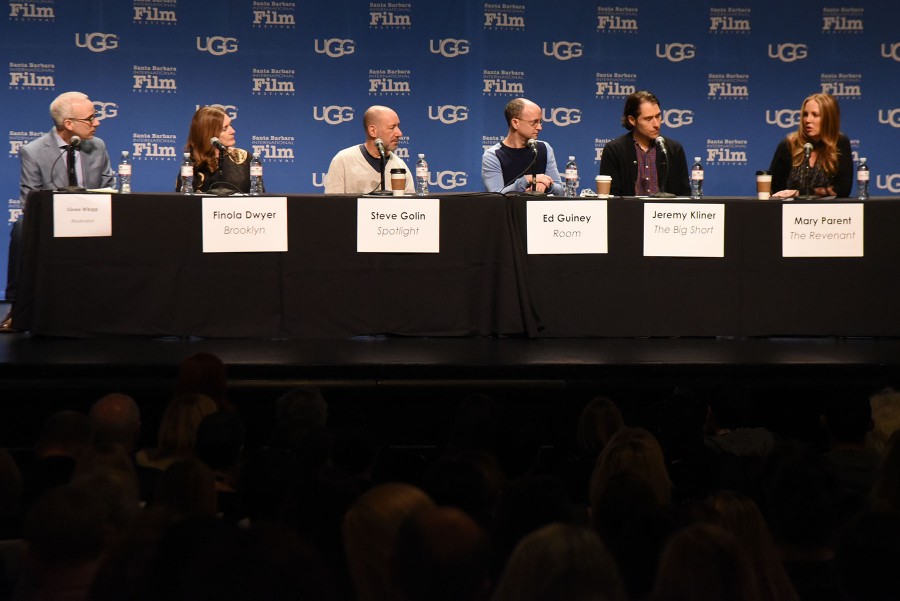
[390,168,406,196]
[756,172,772,200]
[595,175,612,197]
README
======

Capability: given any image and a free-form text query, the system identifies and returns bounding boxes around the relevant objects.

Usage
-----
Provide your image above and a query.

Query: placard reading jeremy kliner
[357,198,440,253]
[643,203,725,257]
[53,194,112,238]
[782,203,863,257]
[202,197,288,253]
[526,200,608,254]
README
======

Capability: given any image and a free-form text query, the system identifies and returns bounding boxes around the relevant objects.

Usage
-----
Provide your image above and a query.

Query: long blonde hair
[788,93,842,175]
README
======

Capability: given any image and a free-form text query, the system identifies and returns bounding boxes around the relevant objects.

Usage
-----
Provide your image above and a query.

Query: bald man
[323,105,414,194]
[88,393,141,453]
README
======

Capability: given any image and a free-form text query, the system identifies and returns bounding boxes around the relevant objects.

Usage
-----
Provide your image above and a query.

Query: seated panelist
[177,105,261,194]
[768,93,852,199]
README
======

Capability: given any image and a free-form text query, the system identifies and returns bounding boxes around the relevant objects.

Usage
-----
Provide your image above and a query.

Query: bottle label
[180,165,193,177]
[857,171,869,182]
[692,169,704,181]
[565,168,577,180]
[118,165,131,176]
[250,165,263,177]
[416,166,428,178]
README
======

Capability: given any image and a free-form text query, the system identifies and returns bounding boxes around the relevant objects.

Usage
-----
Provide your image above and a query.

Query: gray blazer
[19,129,115,202]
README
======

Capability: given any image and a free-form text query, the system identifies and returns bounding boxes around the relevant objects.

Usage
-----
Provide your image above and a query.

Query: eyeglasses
[518,118,542,127]
[68,113,100,124]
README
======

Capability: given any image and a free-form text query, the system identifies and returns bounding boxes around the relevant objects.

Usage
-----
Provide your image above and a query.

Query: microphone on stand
[526,138,543,194]
[210,137,227,181]
[210,137,228,153]
[800,142,814,199]
[56,136,86,192]
[371,138,392,195]
[651,136,675,198]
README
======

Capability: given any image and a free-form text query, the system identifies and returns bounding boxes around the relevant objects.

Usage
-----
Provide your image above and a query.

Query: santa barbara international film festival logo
[133,0,177,24]
[75,32,119,52]
[429,38,470,58]
[484,3,525,30]
[369,69,411,95]
[197,36,239,56]
[765,108,801,129]
[543,41,583,61]
[822,7,863,33]
[428,105,469,125]
[705,139,748,166]
[708,73,749,100]
[9,0,55,21]
[483,70,524,96]
[9,130,45,159]
[9,61,55,90]
[313,105,354,125]
[314,38,355,58]
[709,7,751,33]
[252,68,295,95]
[132,65,177,93]
[131,133,178,160]
[252,1,296,28]
[596,7,638,33]
[595,72,637,99]
[369,2,411,28]
[594,138,613,162]
[251,135,295,163]
[820,73,862,98]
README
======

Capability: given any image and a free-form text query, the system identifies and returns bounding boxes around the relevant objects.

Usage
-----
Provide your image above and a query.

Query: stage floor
[2,300,899,450]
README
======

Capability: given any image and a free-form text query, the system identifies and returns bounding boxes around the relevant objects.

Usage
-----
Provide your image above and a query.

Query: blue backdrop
[3,0,899,298]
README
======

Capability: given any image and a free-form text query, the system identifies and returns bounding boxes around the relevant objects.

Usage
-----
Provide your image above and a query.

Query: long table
[13,192,900,338]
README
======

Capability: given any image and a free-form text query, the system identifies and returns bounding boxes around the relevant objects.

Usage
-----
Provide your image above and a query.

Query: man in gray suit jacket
[2,91,115,332]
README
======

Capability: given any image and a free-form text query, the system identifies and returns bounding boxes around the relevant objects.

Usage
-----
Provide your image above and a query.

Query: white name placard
[53,193,112,237]
[526,200,608,254]
[202,196,288,253]
[643,202,725,257]
[782,203,863,257]
[357,197,440,253]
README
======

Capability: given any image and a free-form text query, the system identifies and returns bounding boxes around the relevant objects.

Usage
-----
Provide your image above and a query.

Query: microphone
[210,137,227,152]
[374,138,387,159]
[803,142,812,161]
[69,135,82,149]
[655,136,669,156]
[651,136,675,198]
[527,138,538,153]
[801,143,814,199]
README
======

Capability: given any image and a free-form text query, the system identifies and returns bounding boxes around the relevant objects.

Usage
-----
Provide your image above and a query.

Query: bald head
[363,105,403,154]
[89,393,141,452]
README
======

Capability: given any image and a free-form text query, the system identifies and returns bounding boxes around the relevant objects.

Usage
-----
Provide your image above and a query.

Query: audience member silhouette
[391,506,491,601]
[491,522,626,601]
[136,393,217,472]
[343,482,434,601]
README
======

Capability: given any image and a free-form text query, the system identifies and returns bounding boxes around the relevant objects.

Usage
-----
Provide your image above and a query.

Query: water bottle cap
[418,153,425,158]
[568,156,575,160]
[860,157,867,162]
[694,157,701,162]
[121,151,129,157]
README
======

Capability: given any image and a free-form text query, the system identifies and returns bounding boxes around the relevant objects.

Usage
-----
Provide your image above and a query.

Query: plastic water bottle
[249,155,262,196]
[857,157,869,201]
[690,156,703,199]
[415,153,429,196]
[118,150,131,194]
[564,156,578,197]
[180,152,194,195]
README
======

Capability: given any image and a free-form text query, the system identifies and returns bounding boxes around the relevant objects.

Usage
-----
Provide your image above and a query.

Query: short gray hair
[49,91,90,127]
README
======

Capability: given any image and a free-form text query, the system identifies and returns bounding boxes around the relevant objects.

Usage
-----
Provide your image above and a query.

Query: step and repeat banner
[2,0,899,296]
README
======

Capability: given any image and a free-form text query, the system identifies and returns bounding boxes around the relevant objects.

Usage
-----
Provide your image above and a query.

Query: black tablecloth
[14,192,900,338]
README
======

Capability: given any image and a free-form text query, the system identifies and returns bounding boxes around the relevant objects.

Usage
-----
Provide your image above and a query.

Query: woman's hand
[771,189,798,199]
